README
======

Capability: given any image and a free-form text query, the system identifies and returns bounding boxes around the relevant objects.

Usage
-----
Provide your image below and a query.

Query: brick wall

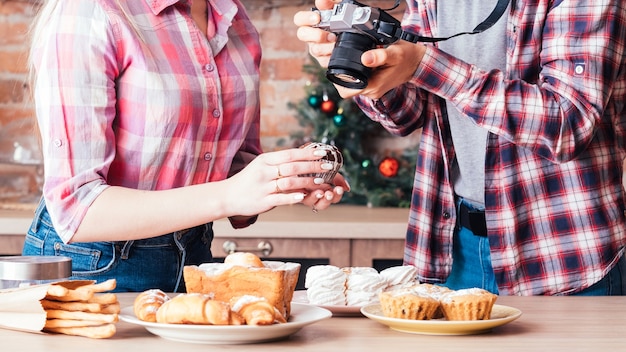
[0,0,34,130]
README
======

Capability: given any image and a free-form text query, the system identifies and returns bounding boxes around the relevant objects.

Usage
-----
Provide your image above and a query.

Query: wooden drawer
[350,239,404,267]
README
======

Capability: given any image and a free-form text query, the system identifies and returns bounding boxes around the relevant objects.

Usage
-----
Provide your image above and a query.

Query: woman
[24,0,347,292]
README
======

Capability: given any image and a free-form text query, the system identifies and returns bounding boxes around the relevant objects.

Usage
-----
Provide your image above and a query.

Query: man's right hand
[294,0,427,100]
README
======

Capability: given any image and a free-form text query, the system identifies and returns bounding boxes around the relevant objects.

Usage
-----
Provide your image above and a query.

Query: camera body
[315,0,404,89]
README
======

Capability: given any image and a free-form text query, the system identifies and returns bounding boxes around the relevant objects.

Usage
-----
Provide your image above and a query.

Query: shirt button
[204,152,212,161]
[574,64,584,75]
[443,212,451,219]
[204,64,214,72]
[212,109,221,118]
[53,139,62,147]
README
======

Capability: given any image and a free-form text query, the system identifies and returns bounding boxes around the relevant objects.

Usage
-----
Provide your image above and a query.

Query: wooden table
[2,294,625,351]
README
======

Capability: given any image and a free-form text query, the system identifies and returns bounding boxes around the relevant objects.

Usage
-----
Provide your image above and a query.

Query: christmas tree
[286,59,416,208]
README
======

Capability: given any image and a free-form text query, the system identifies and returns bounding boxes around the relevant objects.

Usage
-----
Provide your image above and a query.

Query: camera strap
[399,0,511,43]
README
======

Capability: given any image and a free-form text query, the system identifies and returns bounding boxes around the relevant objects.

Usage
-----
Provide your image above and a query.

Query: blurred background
[0,0,422,210]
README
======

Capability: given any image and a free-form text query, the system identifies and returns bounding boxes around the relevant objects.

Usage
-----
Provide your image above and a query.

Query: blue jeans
[22,200,214,292]
[442,199,626,296]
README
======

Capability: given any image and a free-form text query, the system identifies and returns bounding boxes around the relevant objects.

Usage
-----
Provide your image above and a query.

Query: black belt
[458,201,488,237]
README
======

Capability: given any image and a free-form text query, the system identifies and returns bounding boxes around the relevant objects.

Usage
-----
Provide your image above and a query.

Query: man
[294,0,626,295]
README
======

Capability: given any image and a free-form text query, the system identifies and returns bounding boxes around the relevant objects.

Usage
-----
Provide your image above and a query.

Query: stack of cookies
[40,279,119,338]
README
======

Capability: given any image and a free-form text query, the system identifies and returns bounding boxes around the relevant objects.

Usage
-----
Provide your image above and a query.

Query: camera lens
[326,32,377,89]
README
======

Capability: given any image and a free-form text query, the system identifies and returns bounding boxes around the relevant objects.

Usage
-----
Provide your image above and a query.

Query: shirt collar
[146,0,180,15]
[146,0,238,21]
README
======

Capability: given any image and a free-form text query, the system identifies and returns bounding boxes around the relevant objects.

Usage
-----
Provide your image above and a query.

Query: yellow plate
[361,303,522,335]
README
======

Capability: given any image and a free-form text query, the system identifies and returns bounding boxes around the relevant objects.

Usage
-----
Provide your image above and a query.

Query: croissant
[155,293,244,325]
[133,289,170,322]
[231,295,287,325]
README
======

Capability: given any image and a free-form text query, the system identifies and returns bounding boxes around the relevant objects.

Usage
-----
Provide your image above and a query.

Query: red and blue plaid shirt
[31,0,262,242]
[356,0,626,295]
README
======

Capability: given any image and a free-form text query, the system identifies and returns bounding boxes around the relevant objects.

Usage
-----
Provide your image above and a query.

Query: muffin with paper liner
[439,288,498,321]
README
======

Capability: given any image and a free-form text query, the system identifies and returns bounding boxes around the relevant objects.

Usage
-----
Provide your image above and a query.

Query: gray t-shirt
[437,1,508,207]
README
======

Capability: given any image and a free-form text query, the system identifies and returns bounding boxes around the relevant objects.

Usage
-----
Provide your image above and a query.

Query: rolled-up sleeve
[33,1,117,242]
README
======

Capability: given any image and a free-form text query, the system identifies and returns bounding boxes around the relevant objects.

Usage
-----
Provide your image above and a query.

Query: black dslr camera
[314,0,405,89]
[314,0,510,89]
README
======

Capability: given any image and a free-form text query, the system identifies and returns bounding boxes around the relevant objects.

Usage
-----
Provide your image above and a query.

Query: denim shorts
[22,200,214,293]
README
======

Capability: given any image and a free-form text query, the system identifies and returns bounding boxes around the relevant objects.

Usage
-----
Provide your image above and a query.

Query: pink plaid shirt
[356,0,626,295]
[32,0,262,242]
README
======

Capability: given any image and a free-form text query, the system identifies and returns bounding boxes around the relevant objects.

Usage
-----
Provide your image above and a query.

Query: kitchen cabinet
[0,208,33,255]
[211,204,408,266]
[211,205,408,289]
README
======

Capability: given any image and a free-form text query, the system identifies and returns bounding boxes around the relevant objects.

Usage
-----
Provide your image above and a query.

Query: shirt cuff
[228,215,258,229]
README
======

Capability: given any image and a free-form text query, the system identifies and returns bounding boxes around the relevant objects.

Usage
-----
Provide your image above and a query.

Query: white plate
[361,303,522,335]
[119,303,331,344]
[291,290,366,316]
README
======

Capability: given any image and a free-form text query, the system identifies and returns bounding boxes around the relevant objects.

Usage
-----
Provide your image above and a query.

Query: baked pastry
[300,142,343,184]
[133,289,170,322]
[304,265,347,306]
[155,293,244,325]
[304,265,419,307]
[224,252,264,267]
[344,267,386,306]
[379,288,441,320]
[183,253,300,319]
[410,283,452,318]
[439,288,498,321]
[379,265,418,290]
[230,295,286,325]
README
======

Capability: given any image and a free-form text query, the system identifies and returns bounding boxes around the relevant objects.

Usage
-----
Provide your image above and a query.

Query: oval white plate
[361,303,522,335]
[292,290,366,316]
[119,303,331,344]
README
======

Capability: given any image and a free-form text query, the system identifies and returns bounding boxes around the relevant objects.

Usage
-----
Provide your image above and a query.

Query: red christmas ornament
[320,99,336,114]
[378,157,400,178]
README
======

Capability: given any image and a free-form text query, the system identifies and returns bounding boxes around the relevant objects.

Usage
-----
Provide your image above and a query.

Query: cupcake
[439,288,498,321]
[300,142,343,184]
[379,288,440,320]
[411,283,452,318]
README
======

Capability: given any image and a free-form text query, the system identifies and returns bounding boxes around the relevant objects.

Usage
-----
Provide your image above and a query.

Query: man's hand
[294,1,427,100]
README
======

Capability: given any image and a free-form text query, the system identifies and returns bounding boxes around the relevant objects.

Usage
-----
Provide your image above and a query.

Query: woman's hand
[223,147,347,216]
[74,147,347,242]
[302,172,349,213]
[294,1,427,100]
